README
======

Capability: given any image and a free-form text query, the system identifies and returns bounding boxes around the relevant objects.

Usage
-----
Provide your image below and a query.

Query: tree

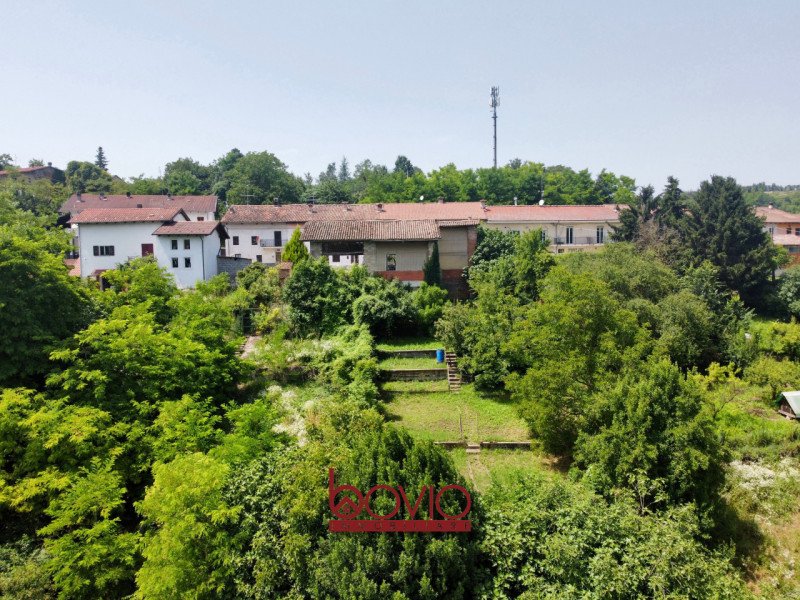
[0,153,15,169]
[680,176,779,304]
[27,159,44,167]
[576,359,726,512]
[224,151,305,205]
[423,241,442,286]
[337,156,350,182]
[94,147,108,171]
[65,161,113,193]
[0,228,94,386]
[393,155,416,177]
[778,267,800,319]
[481,474,748,598]
[136,453,241,599]
[282,227,308,263]
[467,225,516,276]
[282,258,346,336]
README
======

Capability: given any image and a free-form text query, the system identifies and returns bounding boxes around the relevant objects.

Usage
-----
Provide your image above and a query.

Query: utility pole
[490,86,499,168]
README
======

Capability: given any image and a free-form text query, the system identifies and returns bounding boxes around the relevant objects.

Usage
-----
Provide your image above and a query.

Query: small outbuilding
[778,391,800,420]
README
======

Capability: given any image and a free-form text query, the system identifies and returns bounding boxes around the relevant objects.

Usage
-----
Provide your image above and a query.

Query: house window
[275,250,282,263]
[92,245,115,256]
[232,236,239,245]
[256,255,263,263]
[274,231,282,247]
[184,239,190,250]
[596,226,604,244]
[171,258,179,268]
[790,246,800,254]
[565,227,574,244]
[197,216,205,221]
[171,239,178,250]
[251,235,259,245]
[788,228,792,235]
[184,257,191,268]
[540,230,547,243]
[795,228,800,236]
[386,254,397,271]
[332,255,340,263]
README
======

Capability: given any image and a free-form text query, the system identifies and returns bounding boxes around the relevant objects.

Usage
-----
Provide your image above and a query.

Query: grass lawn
[449,448,554,493]
[378,356,446,370]
[383,382,529,442]
[375,337,443,352]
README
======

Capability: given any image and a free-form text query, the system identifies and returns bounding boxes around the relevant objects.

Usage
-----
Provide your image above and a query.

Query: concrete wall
[224,223,356,266]
[364,240,429,273]
[485,220,613,249]
[439,227,471,270]
[154,232,222,288]
[217,256,252,284]
[78,222,162,277]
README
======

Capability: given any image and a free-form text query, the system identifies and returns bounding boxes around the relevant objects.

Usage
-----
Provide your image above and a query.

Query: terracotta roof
[222,202,486,224]
[301,220,441,242]
[222,203,377,224]
[771,233,800,246]
[756,206,800,224]
[378,202,485,221]
[0,165,60,176]
[152,220,226,237]
[60,194,217,215]
[438,219,481,227]
[485,204,622,222]
[69,207,187,224]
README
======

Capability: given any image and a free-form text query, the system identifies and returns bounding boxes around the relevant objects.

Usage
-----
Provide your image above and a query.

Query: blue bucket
[436,349,445,363]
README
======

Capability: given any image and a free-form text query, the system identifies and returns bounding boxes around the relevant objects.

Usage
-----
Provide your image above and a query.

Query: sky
[1,0,798,190]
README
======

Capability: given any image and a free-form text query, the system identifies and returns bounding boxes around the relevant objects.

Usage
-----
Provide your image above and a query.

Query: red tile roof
[0,165,59,176]
[152,220,225,236]
[301,220,441,242]
[69,207,187,224]
[485,204,622,222]
[755,206,800,224]
[222,202,486,224]
[60,194,217,215]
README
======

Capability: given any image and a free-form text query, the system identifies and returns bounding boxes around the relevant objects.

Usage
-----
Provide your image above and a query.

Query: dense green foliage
[282,226,309,263]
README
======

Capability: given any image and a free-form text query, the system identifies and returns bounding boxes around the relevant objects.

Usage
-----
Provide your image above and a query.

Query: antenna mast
[490,86,499,168]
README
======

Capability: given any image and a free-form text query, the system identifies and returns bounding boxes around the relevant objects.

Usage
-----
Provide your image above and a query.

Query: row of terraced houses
[59,193,800,295]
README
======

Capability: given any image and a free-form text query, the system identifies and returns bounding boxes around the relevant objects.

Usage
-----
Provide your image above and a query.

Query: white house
[483,204,621,253]
[69,207,227,288]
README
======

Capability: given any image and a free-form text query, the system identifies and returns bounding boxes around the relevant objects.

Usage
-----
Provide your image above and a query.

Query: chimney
[480,200,486,210]
[377,203,384,212]
[307,201,316,213]
[126,191,131,198]
[274,197,281,206]
[167,193,173,201]
[99,193,106,200]
[513,196,518,206]
[47,162,52,167]
[437,197,445,204]
[768,203,774,209]
[136,203,143,208]
[76,192,82,201]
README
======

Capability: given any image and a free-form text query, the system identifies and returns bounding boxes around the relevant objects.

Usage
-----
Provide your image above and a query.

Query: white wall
[185,210,216,222]
[78,222,161,277]
[154,233,222,288]
[78,222,222,289]
[223,223,356,266]
[485,221,614,247]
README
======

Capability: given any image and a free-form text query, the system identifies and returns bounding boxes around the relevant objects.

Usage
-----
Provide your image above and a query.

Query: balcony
[259,239,283,248]
[552,236,604,246]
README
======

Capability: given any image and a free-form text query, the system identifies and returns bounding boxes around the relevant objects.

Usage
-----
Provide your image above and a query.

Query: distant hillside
[742,184,800,213]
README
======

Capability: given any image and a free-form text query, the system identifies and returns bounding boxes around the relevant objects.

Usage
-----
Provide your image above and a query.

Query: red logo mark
[328,468,472,533]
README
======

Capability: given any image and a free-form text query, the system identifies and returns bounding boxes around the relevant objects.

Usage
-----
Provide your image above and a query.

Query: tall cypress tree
[95,146,108,170]
[680,176,778,303]
[423,242,442,286]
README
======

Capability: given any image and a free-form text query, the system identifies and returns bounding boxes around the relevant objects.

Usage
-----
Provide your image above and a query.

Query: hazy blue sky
[1,1,798,189]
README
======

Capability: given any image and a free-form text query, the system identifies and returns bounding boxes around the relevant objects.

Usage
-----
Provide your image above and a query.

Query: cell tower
[490,86,500,168]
